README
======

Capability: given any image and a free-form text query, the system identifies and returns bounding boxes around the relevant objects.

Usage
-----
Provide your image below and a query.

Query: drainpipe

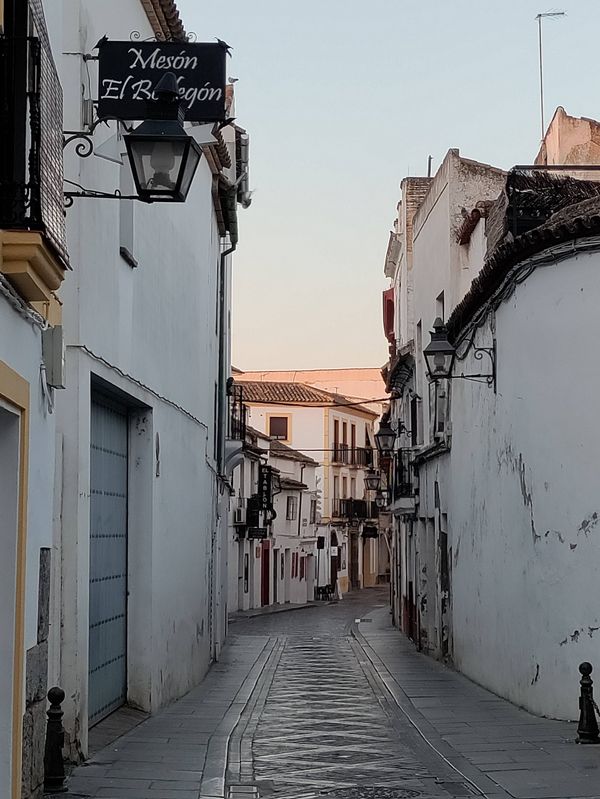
[297,463,306,536]
[217,239,236,475]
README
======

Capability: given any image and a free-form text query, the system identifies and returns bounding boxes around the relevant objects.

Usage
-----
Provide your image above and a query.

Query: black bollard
[577,662,600,744]
[44,686,68,792]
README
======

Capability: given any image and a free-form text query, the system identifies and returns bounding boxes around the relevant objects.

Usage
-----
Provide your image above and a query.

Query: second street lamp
[375,420,396,456]
[364,468,381,492]
[423,317,456,381]
[423,316,496,390]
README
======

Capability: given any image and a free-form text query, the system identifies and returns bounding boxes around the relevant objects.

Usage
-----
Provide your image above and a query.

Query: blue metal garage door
[88,398,128,726]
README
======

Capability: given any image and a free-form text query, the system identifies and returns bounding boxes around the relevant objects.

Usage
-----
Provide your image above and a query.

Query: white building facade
[235,380,385,596]
[0,0,248,776]
[0,2,69,796]
[382,125,600,720]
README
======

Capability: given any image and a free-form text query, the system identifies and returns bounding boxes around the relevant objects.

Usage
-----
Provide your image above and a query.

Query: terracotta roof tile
[235,380,377,416]
[447,175,600,340]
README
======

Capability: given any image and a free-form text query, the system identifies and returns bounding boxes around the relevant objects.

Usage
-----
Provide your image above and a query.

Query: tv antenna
[536,11,566,141]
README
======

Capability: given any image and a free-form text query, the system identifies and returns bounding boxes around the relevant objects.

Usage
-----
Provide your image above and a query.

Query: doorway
[261,540,270,606]
[88,397,129,726]
[0,402,21,799]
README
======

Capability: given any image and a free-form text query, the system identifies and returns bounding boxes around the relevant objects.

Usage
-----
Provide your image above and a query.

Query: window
[436,291,445,322]
[333,476,339,499]
[299,557,305,581]
[333,418,339,447]
[309,499,317,524]
[350,424,356,464]
[342,476,347,499]
[286,495,298,520]
[342,421,347,445]
[350,478,356,499]
[243,554,249,593]
[269,416,289,440]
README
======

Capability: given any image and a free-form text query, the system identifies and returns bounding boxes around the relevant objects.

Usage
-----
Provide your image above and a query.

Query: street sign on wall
[97,41,226,121]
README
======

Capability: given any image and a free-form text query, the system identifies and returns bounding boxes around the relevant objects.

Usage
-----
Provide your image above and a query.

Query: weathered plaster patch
[544,530,565,543]
[578,511,599,537]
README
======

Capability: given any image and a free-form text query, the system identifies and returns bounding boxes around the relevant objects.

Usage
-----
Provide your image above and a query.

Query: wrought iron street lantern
[423,317,496,390]
[63,72,206,204]
[124,74,202,203]
[364,468,381,492]
[374,420,396,456]
[423,318,456,381]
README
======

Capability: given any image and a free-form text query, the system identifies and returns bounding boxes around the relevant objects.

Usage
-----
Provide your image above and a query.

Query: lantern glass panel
[129,138,187,197]
[179,141,202,198]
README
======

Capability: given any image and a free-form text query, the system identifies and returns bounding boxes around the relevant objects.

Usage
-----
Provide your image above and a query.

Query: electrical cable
[235,395,389,410]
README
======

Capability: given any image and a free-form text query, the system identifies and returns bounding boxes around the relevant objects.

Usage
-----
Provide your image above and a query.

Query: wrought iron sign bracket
[63,118,141,206]
[453,343,497,391]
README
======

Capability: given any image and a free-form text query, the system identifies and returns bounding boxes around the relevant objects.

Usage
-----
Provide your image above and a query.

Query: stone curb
[351,616,513,799]
[198,637,278,799]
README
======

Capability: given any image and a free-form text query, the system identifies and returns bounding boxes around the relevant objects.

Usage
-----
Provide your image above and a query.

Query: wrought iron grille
[227,384,247,441]
[393,448,415,499]
[0,25,67,264]
[331,498,378,520]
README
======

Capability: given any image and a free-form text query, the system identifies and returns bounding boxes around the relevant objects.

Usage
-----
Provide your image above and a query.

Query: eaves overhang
[140,0,186,41]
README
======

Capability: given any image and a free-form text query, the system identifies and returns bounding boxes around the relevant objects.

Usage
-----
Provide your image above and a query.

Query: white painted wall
[47,0,236,755]
[0,296,56,798]
[447,250,600,719]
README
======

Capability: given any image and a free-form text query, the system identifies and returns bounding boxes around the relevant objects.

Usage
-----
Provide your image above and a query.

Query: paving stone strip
[354,608,600,799]
[64,635,275,799]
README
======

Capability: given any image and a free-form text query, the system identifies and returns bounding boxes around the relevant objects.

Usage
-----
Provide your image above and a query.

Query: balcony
[390,448,417,513]
[353,446,374,467]
[331,498,378,521]
[227,384,247,441]
[332,444,374,467]
[332,442,350,464]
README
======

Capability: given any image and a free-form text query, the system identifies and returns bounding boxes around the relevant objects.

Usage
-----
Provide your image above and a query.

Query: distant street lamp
[374,420,396,456]
[364,468,381,492]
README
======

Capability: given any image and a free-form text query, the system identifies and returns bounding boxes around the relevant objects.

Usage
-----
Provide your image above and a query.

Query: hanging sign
[97,41,226,121]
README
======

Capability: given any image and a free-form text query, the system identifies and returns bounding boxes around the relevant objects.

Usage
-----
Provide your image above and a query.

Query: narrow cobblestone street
[64,588,600,799]
[228,590,472,799]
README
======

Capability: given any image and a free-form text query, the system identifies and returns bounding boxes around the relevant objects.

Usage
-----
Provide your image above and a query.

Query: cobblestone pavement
[64,589,599,799]
[228,589,485,799]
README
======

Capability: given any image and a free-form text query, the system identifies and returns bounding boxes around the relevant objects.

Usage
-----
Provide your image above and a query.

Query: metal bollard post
[44,686,68,792]
[577,662,600,744]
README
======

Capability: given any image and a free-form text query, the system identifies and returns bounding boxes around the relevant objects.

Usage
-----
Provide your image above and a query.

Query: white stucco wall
[0,297,56,798]
[446,248,600,719]
[48,0,235,754]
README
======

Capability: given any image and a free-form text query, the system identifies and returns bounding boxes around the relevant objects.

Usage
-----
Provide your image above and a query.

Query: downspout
[297,463,306,536]
[217,239,236,475]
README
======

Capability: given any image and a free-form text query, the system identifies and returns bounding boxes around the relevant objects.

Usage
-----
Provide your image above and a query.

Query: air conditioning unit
[233,507,247,525]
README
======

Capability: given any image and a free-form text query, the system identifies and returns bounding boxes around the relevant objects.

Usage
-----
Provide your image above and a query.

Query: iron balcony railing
[331,498,379,520]
[332,445,374,466]
[393,448,416,500]
[332,442,350,464]
[0,33,68,263]
[227,384,247,441]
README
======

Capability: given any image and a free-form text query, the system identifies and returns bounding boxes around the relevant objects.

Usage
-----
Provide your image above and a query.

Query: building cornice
[140,0,185,41]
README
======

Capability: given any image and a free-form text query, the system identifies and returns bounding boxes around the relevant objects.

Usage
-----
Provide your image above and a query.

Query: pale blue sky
[178,0,598,370]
